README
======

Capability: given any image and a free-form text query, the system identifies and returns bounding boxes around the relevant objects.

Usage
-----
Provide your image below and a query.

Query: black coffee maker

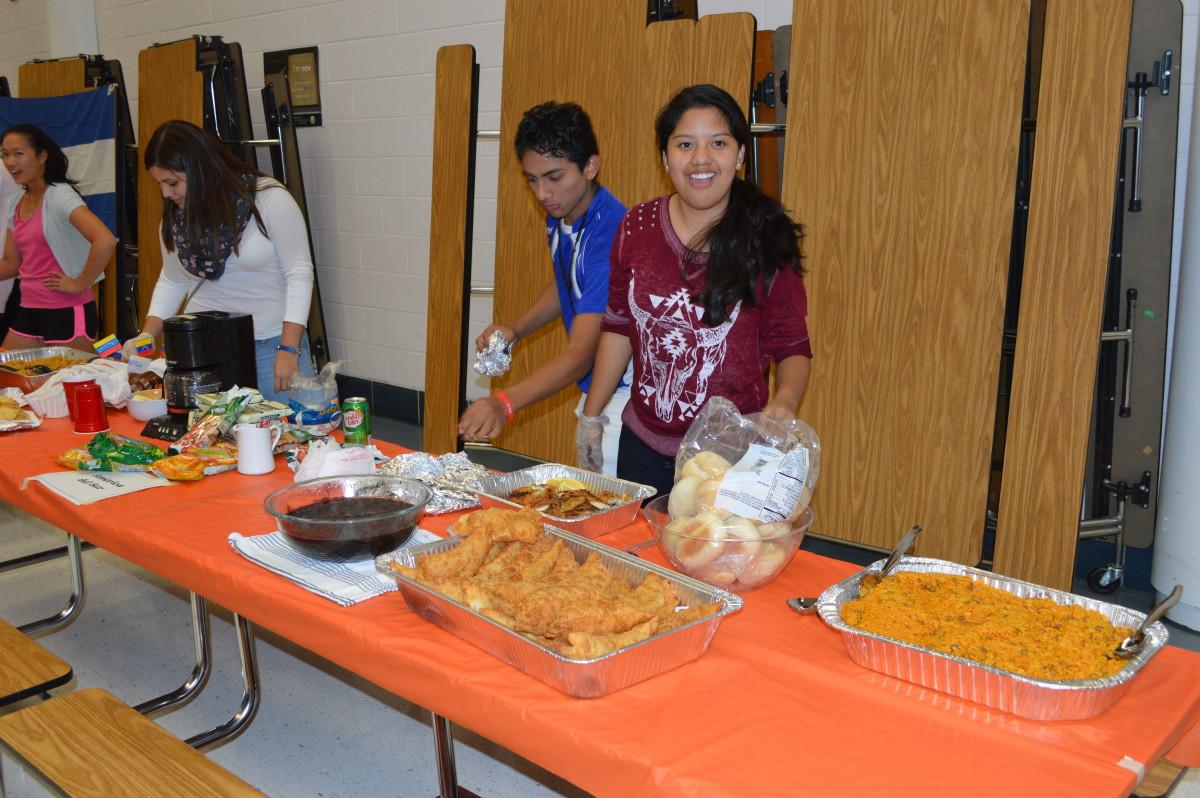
[162,311,257,413]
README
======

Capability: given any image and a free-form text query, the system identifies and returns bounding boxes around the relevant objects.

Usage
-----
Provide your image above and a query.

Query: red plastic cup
[62,376,97,422]
[72,383,109,434]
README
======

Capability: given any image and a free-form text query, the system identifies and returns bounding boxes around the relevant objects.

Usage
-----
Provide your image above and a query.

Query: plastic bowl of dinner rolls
[641,451,815,593]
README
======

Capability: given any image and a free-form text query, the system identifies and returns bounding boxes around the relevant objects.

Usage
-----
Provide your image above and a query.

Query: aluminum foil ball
[473,329,513,377]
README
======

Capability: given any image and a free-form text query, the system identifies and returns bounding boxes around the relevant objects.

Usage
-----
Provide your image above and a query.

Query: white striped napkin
[228,528,440,606]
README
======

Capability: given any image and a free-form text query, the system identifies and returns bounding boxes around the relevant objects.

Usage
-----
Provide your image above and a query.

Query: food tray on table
[815,556,1168,720]
[376,524,742,697]
[0,347,97,392]
[475,464,655,539]
[0,387,42,432]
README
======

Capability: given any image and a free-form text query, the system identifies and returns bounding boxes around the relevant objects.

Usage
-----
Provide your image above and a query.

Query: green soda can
[341,397,372,445]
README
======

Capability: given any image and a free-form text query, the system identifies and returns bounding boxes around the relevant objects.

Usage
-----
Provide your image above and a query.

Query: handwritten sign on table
[22,471,175,505]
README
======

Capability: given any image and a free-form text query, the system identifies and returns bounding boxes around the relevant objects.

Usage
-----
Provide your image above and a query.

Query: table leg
[431,713,481,798]
[17,535,85,635]
[184,613,261,751]
[0,540,94,574]
[134,592,212,716]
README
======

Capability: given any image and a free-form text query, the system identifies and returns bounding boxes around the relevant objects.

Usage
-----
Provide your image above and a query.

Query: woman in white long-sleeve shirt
[131,120,315,404]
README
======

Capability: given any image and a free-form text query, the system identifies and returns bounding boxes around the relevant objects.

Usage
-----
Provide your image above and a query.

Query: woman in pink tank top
[0,124,117,352]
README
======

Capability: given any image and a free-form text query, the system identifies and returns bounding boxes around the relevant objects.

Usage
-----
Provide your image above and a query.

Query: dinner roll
[672,511,728,567]
[681,451,733,481]
[738,542,792,586]
[695,475,726,515]
[755,521,792,539]
[668,475,702,520]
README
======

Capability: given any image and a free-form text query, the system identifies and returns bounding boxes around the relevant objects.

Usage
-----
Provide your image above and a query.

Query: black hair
[514,101,600,170]
[144,120,268,254]
[655,84,804,325]
[0,123,78,188]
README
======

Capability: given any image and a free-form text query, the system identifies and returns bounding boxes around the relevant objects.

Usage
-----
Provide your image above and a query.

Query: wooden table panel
[782,0,1029,562]
[424,45,477,454]
[136,40,204,329]
[993,0,1133,590]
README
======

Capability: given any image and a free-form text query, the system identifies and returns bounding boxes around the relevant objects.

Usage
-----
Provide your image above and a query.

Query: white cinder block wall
[0,0,1193,405]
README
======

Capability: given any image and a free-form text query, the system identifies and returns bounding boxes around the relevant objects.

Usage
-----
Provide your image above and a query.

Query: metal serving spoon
[786,523,922,615]
[1114,584,1183,659]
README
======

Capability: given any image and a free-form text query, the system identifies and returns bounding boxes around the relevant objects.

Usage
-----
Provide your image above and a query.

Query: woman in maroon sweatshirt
[578,84,812,497]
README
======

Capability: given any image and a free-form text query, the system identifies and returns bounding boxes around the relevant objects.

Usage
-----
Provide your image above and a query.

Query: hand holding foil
[473,327,515,378]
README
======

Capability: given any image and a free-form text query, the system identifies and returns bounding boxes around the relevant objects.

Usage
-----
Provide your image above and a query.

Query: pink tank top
[11,199,92,309]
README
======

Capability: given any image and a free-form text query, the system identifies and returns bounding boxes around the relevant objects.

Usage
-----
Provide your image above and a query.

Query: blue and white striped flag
[0,85,117,234]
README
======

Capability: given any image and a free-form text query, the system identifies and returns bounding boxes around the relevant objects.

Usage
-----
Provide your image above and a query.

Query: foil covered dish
[378,451,492,514]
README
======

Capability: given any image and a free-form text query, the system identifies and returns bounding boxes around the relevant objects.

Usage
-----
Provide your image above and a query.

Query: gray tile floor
[1,416,1196,796]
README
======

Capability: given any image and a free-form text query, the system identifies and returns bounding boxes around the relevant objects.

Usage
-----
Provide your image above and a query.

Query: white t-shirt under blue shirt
[545,184,626,394]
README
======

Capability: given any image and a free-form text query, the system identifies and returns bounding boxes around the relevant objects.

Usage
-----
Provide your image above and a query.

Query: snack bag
[87,433,167,468]
[172,387,255,453]
[288,360,343,434]
[671,396,821,524]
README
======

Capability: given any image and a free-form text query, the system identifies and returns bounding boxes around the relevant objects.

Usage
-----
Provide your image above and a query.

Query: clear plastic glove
[120,333,155,361]
[575,414,608,473]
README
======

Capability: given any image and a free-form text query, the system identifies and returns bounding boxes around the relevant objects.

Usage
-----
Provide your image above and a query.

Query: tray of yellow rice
[816,556,1168,720]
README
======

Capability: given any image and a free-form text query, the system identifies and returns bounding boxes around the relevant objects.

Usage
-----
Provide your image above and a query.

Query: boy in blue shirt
[458,102,629,474]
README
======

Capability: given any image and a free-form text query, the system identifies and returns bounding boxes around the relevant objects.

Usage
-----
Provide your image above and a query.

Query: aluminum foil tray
[816,556,1168,721]
[0,347,96,393]
[376,525,742,697]
[475,464,655,539]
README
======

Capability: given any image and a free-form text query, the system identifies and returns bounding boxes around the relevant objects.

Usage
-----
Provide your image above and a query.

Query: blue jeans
[255,334,316,405]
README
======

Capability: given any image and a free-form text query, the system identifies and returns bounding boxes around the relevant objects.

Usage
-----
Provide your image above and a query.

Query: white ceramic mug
[234,423,283,475]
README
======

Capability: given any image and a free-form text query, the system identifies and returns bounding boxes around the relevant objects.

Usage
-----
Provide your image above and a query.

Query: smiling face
[520,150,599,224]
[1,133,47,189]
[149,165,188,208]
[661,106,744,219]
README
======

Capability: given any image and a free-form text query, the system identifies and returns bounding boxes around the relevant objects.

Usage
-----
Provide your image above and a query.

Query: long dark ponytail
[655,84,804,325]
[1,123,78,189]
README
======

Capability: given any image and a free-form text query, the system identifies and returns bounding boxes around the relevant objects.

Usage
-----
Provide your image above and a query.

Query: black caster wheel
[1087,566,1121,594]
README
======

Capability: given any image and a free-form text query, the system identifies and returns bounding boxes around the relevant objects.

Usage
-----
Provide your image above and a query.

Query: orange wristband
[493,391,515,420]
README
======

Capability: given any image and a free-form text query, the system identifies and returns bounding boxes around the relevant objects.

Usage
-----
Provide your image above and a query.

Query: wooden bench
[0,618,72,708]
[0,688,264,797]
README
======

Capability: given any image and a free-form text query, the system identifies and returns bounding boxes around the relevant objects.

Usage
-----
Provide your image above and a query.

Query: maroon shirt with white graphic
[602,195,813,455]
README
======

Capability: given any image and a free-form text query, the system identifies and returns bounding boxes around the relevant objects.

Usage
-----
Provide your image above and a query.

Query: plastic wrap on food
[473,330,513,377]
[379,451,492,514]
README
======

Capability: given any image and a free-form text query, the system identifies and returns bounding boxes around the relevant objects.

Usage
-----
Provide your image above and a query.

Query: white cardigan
[147,179,313,340]
[3,183,99,282]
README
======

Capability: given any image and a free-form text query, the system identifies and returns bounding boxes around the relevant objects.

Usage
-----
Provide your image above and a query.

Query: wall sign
[263,46,322,127]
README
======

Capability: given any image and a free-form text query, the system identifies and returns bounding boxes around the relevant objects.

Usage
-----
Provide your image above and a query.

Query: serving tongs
[1113,584,1183,659]
[787,524,922,615]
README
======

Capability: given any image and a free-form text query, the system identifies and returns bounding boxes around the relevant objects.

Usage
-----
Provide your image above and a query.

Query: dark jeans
[617,425,677,500]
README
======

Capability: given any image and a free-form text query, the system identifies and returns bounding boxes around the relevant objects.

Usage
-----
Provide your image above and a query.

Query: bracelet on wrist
[493,390,515,420]
[277,344,300,355]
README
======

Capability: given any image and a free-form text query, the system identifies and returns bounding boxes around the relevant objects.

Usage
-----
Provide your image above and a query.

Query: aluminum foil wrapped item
[379,451,492,514]
[473,330,513,377]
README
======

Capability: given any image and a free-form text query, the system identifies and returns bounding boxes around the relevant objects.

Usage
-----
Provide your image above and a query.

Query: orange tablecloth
[3,415,1200,797]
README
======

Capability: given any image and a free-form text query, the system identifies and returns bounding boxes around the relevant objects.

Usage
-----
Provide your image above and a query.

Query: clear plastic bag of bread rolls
[672,396,821,519]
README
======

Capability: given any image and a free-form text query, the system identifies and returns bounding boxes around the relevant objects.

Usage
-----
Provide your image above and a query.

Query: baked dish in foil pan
[475,464,655,539]
[816,556,1168,720]
[376,525,741,697]
[0,347,96,393]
